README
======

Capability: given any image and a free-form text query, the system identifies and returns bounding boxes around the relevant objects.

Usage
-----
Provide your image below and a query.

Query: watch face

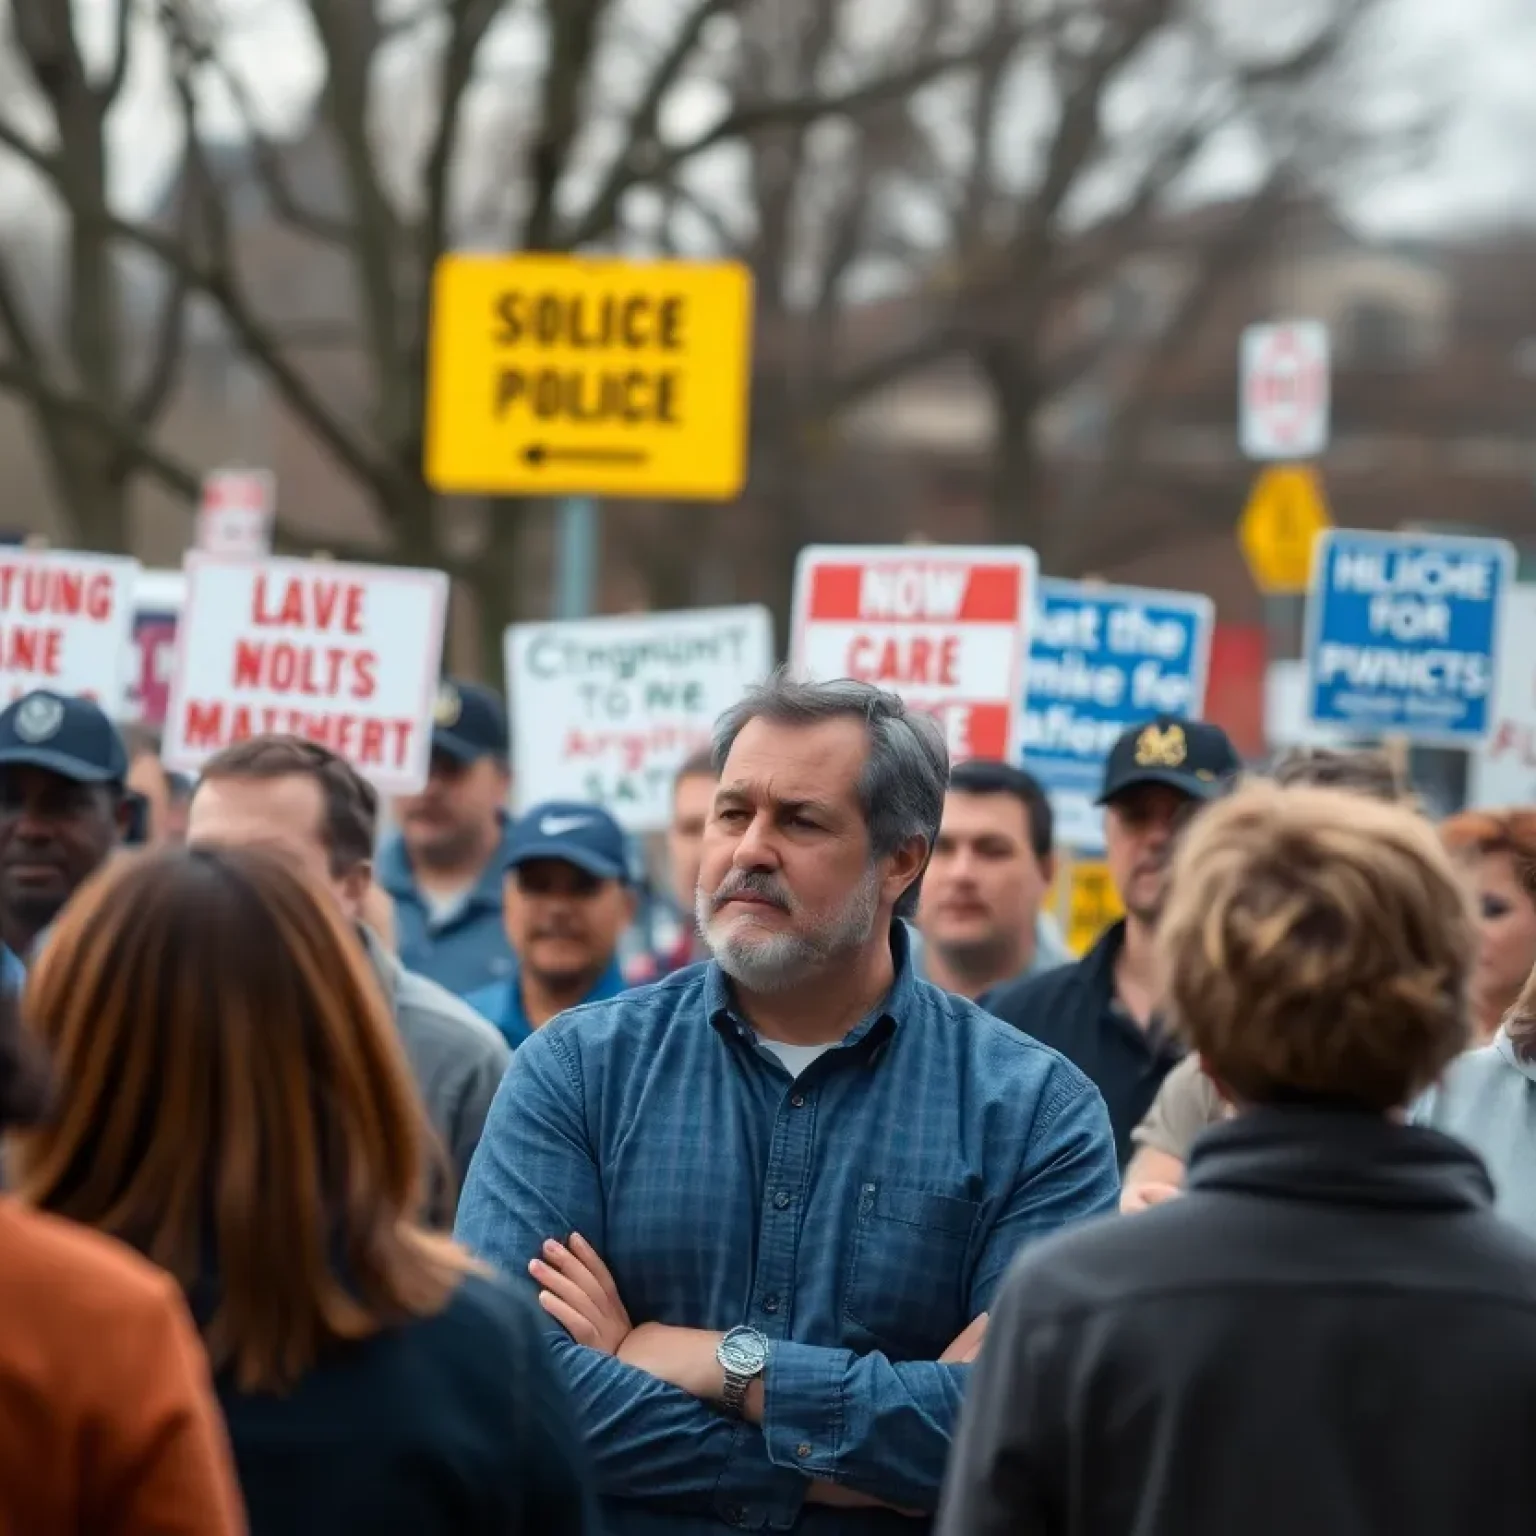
[719,1327,768,1375]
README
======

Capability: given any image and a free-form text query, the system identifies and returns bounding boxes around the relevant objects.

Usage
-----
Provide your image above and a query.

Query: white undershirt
[758,1039,837,1080]
[422,886,472,926]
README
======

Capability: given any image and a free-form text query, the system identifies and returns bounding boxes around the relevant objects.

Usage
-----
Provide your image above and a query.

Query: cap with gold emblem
[431,678,508,763]
[1096,714,1241,806]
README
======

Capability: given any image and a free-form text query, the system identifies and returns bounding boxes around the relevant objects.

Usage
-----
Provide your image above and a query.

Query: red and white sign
[0,549,139,712]
[196,468,275,560]
[1240,321,1330,460]
[162,556,449,793]
[790,544,1037,762]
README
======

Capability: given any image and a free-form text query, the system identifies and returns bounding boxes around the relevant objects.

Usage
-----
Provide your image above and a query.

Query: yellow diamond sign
[1239,464,1332,595]
[425,254,753,500]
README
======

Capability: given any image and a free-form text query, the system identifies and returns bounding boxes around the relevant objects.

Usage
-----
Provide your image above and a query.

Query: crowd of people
[1,667,1535,1534]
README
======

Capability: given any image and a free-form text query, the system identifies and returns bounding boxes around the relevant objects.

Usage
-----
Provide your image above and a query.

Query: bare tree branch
[0,358,201,498]
[524,0,610,249]
[566,25,1034,249]
[99,0,135,106]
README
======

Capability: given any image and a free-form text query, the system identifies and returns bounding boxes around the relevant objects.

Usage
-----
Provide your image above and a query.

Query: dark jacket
[985,920,1182,1164]
[938,1107,1536,1536]
[218,1274,597,1536]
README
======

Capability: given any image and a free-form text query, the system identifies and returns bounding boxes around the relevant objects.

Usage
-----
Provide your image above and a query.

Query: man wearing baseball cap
[986,715,1242,1163]
[463,800,634,1048]
[378,678,518,997]
[0,690,137,982]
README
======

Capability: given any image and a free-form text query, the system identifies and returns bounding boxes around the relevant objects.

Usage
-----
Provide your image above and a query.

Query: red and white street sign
[790,544,1037,763]
[162,555,449,794]
[0,549,139,712]
[196,468,275,560]
[1239,321,1330,460]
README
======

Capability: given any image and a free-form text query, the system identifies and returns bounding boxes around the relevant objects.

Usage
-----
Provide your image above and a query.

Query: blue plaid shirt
[455,924,1118,1533]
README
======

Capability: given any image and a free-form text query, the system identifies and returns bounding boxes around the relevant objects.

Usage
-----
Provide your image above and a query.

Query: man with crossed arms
[457,676,1117,1533]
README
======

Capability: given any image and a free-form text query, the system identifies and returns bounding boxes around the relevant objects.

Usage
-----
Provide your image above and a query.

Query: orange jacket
[0,1198,246,1536]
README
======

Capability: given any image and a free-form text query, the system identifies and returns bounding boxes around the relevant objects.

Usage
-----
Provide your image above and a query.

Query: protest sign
[1470,584,1536,806]
[506,605,773,831]
[162,556,448,792]
[125,569,186,728]
[790,545,1036,762]
[1023,580,1213,850]
[1306,529,1514,744]
[0,549,139,712]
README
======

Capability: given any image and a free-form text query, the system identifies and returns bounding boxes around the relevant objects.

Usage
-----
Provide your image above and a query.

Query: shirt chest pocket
[841,1181,980,1360]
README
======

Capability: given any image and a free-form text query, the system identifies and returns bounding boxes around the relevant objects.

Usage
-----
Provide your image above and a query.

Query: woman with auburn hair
[0,986,244,1534]
[1415,851,1536,1237]
[11,845,594,1536]
[1438,808,1536,1042]
[938,782,1536,1536]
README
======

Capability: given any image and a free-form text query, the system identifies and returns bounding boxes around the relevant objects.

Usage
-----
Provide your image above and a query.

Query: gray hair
[710,672,949,919]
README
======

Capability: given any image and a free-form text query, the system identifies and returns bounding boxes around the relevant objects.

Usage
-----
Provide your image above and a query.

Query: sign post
[162,555,449,793]
[790,545,1037,763]
[1239,321,1330,461]
[425,255,754,501]
[1304,528,1515,745]
[1022,580,1214,851]
[505,606,773,831]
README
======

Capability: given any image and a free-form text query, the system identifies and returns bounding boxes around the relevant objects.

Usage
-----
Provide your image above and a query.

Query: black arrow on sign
[523,444,651,468]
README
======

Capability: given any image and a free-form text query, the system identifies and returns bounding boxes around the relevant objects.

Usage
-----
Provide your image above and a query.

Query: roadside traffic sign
[1055,858,1124,957]
[425,255,753,500]
[196,468,274,560]
[1239,464,1332,594]
[790,544,1037,763]
[1240,321,1330,460]
[1305,528,1515,745]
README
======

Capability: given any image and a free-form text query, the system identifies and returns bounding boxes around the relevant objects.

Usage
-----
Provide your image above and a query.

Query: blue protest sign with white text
[1305,528,1514,744]
[1022,580,1213,851]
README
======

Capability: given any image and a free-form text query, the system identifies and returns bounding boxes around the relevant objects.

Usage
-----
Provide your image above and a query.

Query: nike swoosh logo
[539,815,595,836]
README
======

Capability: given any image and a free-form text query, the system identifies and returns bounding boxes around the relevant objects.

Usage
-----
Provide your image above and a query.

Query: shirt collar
[378,813,515,907]
[504,954,628,1036]
[704,919,916,1053]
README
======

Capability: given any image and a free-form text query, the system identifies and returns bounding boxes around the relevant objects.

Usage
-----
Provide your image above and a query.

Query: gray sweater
[1413,1029,1536,1240]
[363,929,511,1204]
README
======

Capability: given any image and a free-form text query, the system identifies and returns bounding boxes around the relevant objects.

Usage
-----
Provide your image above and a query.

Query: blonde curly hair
[1158,781,1473,1111]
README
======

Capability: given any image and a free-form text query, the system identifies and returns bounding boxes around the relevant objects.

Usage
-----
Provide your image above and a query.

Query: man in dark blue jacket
[986,715,1241,1164]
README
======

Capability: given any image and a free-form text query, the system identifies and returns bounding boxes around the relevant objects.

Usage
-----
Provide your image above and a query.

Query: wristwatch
[716,1326,770,1416]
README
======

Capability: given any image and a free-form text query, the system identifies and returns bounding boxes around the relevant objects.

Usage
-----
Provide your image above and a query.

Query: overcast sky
[14,0,1536,236]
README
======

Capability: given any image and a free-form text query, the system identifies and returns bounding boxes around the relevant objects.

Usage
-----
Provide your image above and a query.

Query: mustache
[711,869,794,915]
[531,920,586,940]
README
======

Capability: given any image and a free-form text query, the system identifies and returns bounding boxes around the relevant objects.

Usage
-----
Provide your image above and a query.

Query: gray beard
[697,866,882,994]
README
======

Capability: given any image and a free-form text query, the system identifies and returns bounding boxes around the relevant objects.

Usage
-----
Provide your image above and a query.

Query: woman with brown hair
[0,979,244,1533]
[1438,808,1536,1042]
[939,781,1536,1536]
[12,844,594,1536]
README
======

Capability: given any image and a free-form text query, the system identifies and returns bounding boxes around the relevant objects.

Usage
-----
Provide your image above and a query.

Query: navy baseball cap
[507,801,629,883]
[0,690,129,784]
[1097,715,1242,805]
[431,678,508,763]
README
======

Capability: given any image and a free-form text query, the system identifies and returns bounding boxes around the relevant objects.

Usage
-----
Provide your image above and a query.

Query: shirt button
[790,1093,805,1108]
[763,1294,780,1313]
[774,1189,792,1210]
[797,1443,813,1459]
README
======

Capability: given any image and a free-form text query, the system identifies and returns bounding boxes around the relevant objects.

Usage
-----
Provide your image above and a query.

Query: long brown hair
[11,845,472,1391]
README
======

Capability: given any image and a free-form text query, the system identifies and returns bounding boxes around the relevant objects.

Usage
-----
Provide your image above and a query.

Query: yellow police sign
[425,255,753,500]
[1057,860,1125,957]
[1238,464,1332,594]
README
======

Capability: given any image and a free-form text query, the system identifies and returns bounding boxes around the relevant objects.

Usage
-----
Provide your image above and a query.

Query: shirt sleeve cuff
[713,1422,811,1531]
[761,1339,849,1479]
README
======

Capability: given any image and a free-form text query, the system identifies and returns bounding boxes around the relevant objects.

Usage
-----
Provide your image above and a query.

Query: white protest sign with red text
[0,549,139,713]
[162,556,449,793]
[790,544,1037,762]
